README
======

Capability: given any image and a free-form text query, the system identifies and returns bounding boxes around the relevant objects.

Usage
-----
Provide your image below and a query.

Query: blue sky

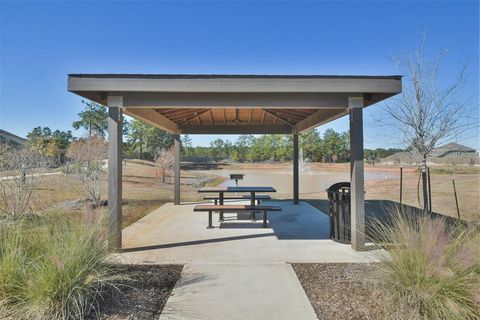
[1,1,478,148]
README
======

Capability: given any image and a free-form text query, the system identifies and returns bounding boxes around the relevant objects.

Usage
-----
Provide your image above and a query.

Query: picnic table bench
[194,204,281,228]
[203,194,271,205]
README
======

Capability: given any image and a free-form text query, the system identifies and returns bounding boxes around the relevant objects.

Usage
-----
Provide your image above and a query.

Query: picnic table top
[194,204,281,211]
[198,186,277,193]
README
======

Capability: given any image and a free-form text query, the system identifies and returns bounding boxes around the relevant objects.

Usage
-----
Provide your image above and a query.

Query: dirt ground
[364,166,479,222]
[89,264,183,320]
[293,263,388,320]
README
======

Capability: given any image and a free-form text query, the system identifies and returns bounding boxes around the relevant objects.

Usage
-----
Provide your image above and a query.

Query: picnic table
[198,186,276,205]
[198,186,277,220]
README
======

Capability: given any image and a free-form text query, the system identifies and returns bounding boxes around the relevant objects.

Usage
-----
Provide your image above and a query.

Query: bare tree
[382,33,478,211]
[155,146,175,183]
[385,35,477,159]
[66,136,107,206]
[0,143,52,217]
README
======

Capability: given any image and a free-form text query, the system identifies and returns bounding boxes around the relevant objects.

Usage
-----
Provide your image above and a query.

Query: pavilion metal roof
[68,74,402,134]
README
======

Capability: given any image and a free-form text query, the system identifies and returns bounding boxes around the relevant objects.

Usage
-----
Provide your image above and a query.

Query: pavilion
[68,74,402,251]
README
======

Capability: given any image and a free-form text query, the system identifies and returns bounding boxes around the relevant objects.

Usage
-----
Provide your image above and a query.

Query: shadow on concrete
[303,198,461,240]
[304,198,459,223]
[173,272,216,289]
[206,201,331,240]
[266,198,462,242]
[121,232,275,253]
[219,222,267,229]
[160,271,219,319]
[268,214,330,240]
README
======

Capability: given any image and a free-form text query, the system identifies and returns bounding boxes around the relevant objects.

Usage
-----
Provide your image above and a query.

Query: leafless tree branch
[378,33,478,160]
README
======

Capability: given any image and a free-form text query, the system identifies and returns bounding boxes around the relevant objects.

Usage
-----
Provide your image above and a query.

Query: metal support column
[107,96,123,251]
[349,96,365,251]
[293,131,299,204]
[173,134,181,205]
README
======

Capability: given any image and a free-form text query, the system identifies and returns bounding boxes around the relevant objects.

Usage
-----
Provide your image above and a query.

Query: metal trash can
[326,182,351,243]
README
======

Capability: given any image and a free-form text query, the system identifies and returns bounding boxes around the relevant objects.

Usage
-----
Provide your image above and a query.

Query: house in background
[429,142,476,158]
[0,129,27,148]
[380,142,478,166]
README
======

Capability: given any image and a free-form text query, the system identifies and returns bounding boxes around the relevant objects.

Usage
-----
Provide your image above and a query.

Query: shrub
[370,209,480,320]
[0,213,119,319]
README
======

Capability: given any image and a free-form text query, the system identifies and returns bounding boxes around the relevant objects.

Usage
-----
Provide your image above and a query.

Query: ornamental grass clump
[370,209,480,320]
[0,212,119,319]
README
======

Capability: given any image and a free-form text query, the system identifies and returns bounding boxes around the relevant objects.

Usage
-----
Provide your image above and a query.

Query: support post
[293,131,299,204]
[173,134,181,205]
[107,96,123,251]
[349,96,365,251]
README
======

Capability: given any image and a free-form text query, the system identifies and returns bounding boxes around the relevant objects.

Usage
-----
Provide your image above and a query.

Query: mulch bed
[292,263,388,320]
[89,264,183,320]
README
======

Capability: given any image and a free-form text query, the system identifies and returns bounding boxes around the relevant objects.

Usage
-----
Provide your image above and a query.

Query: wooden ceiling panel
[153,107,323,129]
[156,108,211,124]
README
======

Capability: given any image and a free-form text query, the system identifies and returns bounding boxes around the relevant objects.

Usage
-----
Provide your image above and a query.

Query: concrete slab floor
[114,201,380,320]
[117,201,378,264]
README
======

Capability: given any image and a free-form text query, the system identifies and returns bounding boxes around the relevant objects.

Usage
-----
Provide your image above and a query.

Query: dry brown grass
[365,169,480,222]
[369,208,480,319]
[9,160,217,229]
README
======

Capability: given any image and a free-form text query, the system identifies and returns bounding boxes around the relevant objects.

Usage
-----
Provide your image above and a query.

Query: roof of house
[0,129,27,145]
[381,142,476,162]
[429,142,476,157]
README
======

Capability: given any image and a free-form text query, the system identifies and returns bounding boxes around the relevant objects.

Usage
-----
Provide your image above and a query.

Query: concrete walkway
[117,201,379,320]
[159,263,316,320]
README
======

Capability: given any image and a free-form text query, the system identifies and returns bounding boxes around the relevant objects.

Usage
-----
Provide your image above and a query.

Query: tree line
[181,130,350,163]
[22,100,402,164]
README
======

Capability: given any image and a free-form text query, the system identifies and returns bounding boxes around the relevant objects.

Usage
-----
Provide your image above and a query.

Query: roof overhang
[68,74,402,134]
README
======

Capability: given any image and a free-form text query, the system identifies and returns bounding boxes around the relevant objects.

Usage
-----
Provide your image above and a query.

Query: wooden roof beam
[124,108,179,133]
[208,110,214,124]
[160,109,200,118]
[180,108,211,125]
[294,108,349,132]
[158,108,195,116]
[261,109,294,126]
[272,109,309,119]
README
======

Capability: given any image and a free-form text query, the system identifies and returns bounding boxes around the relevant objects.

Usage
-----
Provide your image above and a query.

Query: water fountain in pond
[299,148,312,173]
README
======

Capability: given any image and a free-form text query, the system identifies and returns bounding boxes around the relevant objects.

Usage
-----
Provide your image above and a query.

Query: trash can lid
[326,182,351,193]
